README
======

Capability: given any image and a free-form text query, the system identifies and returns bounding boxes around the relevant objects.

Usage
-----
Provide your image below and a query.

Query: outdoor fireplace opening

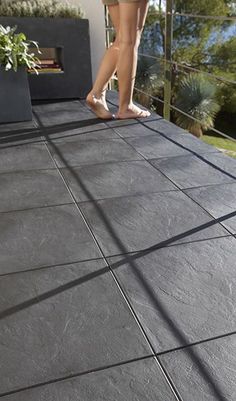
[28,47,64,74]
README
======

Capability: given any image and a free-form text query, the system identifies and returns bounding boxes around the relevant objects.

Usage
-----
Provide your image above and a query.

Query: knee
[111,33,120,50]
[119,32,141,49]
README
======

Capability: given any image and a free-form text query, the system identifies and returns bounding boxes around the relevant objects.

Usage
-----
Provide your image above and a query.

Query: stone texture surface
[0,118,38,133]
[145,119,188,137]
[126,134,191,159]
[47,137,142,168]
[146,120,221,158]
[150,154,235,189]
[113,123,161,138]
[108,236,236,352]
[45,127,119,142]
[185,182,236,234]
[0,143,55,173]
[61,160,177,202]
[160,335,236,401]
[0,169,72,212]
[0,204,101,274]
[33,101,95,127]
[0,260,150,394]
[79,191,229,256]
[201,152,236,178]
[0,95,235,401]
[1,359,177,401]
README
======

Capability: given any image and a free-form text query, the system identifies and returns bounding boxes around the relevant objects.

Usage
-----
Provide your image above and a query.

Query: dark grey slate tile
[0,169,72,212]
[0,260,150,394]
[108,236,236,352]
[0,133,44,149]
[46,127,119,143]
[116,123,219,153]
[159,335,236,401]
[126,135,191,159]
[0,117,38,133]
[106,118,139,128]
[150,154,235,189]
[0,204,101,274]
[0,143,55,173]
[0,358,176,401]
[171,134,220,155]
[145,119,191,137]
[202,152,236,178]
[61,160,177,202]
[33,101,95,127]
[79,191,229,256]
[113,123,158,138]
[185,183,236,234]
[48,138,142,168]
[33,100,81,113]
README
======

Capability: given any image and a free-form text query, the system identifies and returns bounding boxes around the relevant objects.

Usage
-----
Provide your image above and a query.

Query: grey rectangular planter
[0,66,32,123]
[0,17,93,100]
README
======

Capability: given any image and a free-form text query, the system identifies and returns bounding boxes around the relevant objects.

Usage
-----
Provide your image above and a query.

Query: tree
[174,73,220,137]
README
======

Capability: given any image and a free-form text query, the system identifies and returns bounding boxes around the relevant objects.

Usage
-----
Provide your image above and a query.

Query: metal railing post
[164,0,173,120]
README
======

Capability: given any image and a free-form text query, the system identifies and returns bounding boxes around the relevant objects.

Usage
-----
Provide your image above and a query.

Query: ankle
[90,88,107,99]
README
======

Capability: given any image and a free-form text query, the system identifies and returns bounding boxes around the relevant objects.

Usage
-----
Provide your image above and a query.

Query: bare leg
[86,5,120,119]
[129,0,150,115]
[86,1,150,120]
[115,0,150,119]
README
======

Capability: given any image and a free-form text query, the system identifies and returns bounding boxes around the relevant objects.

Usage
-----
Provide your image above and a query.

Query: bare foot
[86,92,113,120]
[115,103,151,120]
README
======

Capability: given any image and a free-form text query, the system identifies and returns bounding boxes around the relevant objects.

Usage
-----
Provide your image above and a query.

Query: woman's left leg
[129,0,149,114]
[86,0,149,119]
[86,4,120,119]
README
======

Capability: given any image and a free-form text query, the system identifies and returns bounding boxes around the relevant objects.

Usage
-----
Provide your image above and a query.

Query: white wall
[66,0,106,82]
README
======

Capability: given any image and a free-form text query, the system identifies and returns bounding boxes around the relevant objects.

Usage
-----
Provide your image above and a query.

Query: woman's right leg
[86,4,120,119]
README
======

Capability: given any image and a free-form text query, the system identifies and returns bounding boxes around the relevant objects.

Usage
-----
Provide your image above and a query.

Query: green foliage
[141,0,236,128]
[136,56,164,107]
[0,0,84,19]
[0,24,40,71]
[174,73,220,136]
[216,82,236,113]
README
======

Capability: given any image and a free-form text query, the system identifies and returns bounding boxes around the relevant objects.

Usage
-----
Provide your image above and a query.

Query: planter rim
[0,16,88,22]
[0,65,27,71]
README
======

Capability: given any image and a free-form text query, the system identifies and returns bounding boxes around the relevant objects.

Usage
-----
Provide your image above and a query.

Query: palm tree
[135,55,165,109]
[174,73,220,137]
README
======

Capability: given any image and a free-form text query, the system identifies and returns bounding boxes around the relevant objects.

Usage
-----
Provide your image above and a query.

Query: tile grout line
[33,106,184,401]
[2,103,233,398]
[30,105,235,399]
[156,330,236,356]
[39,131,184,401]
[0,201,74,215]
[0,233,233,278]
[0,255,105,278]
[103,109,236,237]
[106,98,236,178]
[0,354,157,398]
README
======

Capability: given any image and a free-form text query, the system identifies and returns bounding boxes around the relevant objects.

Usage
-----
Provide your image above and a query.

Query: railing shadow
[0,117,108,149]
[40,115,235,401]
[0,106,235,400]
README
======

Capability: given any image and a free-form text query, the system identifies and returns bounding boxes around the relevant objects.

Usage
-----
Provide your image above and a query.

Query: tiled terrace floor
[0,91,236,401]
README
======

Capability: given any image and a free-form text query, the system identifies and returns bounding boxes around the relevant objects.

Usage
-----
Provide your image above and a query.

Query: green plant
[0,24,40,72]
[174,73,220,137]
[0,0,84,19]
